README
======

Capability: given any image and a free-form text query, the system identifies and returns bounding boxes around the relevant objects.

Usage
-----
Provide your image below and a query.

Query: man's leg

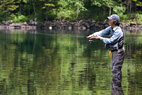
[111,48,125,79]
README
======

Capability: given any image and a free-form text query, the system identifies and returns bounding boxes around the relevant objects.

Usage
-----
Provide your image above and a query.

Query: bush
[119,12,142,25]
[13,15,30,23]
[135,13,142,25]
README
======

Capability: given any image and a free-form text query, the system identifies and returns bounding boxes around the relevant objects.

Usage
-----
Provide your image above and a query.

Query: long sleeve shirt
[93,26,124,44]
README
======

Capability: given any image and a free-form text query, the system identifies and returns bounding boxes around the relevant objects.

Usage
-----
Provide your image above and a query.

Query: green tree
[57,0,87,19]
[0,0,18,21]
[16,0,29,16]
[91,0,126,16]
[133,0,142,6]
[41,0,58,21]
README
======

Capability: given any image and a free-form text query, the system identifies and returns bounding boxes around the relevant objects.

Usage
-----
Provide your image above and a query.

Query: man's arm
[87,26,111,39]
[100,30,121,44]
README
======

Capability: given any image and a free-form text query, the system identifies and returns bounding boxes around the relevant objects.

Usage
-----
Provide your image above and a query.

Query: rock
[130,22,136,27]
[28,20,38,25]
[1,20,13,25]
[23,22,28,25]
[43,19,142,31]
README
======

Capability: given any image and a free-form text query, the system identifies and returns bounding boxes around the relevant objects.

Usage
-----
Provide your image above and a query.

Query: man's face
[108,20,114,26]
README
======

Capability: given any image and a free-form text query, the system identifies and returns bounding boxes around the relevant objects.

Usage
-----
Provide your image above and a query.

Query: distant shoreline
[0,20,142,31]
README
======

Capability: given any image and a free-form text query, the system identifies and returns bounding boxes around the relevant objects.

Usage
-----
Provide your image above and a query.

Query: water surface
[0,30,142,95]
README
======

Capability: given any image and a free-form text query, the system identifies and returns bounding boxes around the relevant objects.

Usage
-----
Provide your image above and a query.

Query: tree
[133,0,142,6]
[91,0,115,15]
[0,0,18,21]
[41,0,57,21]
[16,0,29,16]
[91,0,126,16]
[57,0,87,20]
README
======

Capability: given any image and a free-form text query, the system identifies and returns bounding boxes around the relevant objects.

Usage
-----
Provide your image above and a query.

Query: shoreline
[0,20,142,32]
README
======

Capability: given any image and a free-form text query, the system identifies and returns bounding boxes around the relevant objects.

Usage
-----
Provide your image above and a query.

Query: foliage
[91,0,116,7]
[57,0,87,19]
[119,12,142,24]
[135,13,142,24]
[0,0,142,22]
[113,4,126,17]
[0,0,18,13]
[0,0,18,21]
[133,0,142,6]
[13,15,30,22]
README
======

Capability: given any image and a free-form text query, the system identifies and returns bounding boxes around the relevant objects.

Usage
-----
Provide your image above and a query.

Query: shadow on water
[0,30,142,95]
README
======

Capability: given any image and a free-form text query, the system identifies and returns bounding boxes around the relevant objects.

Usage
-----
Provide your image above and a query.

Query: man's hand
[94,36,100,40]
[87,35,100,40]
[87,35,93,39]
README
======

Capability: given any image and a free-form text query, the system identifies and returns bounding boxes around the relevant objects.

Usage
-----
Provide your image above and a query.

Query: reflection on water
[0,30,142,95]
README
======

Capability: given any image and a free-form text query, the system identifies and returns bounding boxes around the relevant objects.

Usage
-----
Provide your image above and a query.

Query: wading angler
[87,14,125,79]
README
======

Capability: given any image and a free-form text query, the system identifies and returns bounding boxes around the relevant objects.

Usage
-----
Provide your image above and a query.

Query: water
[0,30,142,95]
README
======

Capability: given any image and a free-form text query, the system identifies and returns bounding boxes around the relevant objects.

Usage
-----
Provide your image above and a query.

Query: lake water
[0,29,142,95]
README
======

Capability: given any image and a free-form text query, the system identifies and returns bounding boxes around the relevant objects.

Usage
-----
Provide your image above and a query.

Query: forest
[0,0,142,24]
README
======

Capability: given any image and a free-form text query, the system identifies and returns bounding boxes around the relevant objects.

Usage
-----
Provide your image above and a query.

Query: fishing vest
[105,27,124,51]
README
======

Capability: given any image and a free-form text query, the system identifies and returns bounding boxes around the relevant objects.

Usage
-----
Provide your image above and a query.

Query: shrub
[135,13,142,25]
[13,15,29,23]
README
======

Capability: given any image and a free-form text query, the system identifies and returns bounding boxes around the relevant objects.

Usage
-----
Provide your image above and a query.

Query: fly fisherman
[87,14,125,79]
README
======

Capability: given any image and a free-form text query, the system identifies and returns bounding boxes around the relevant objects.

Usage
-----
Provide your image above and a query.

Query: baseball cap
[107,14,119,22]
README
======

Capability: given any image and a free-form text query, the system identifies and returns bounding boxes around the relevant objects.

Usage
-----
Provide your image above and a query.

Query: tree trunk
[19,1,22,16]
[46,0,48,21]
[76,0,79,19]
[130,0,132,13]
[32,0,36,17]
[5,12,8,29]
[127,0,129,13]
[76,6,79,19]
[46,10,48,21]
[5,12,7,22]
[33,3,36,16]
[109,6,112,16]
[134,1,136,12]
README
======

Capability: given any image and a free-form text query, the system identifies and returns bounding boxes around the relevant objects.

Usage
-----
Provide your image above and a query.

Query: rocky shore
[0,19,142,32]
[0,21,37,31]
[43,19,142,31]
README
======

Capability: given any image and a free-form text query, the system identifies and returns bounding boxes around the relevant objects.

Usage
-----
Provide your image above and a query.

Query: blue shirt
[93,26,124,44]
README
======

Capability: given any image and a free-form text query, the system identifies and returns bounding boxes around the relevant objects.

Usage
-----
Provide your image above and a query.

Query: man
[87,14,125,79]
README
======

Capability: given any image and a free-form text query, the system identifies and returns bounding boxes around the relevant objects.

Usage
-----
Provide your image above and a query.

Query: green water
[0,30,142,95]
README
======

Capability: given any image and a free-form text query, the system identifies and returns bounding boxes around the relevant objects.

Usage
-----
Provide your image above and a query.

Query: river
[0,29,142,95]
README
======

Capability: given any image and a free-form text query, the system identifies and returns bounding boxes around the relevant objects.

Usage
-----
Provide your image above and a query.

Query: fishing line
[32,32,140,45]
[33,32,86,38]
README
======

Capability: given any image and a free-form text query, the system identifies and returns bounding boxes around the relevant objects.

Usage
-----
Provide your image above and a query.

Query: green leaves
[136,2,142,6]
[91,0,115,7]
[0,0,19,21]
[0,0,141,22]
[44,3,55,7]
[57,0,87,19]
[0,0,18,13]
[13,15,29,22]
[42,3,55,9]
[91,0,127,18]
[113,4,126,17]
[133,0,142,6]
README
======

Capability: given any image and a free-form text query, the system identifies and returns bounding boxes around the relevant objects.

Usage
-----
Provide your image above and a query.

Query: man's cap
[107,14,119,22]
